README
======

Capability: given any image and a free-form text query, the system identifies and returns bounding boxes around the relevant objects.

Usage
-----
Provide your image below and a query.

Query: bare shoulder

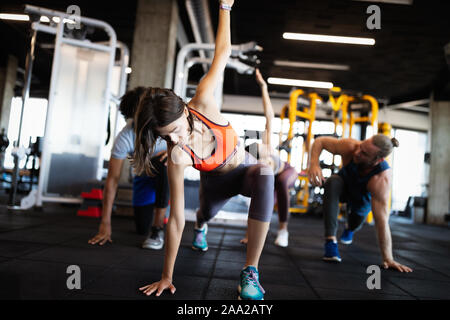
[188,96,206,112]
[169,145,193,168]
[340,138,360,151]
[321,138,358,164]
[187,99,228,125]
[189,91,217,114]
[368,168,392,196]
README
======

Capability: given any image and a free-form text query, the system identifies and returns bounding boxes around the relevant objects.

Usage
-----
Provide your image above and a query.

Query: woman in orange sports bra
[180,106,240,172]
[133,0,274,300]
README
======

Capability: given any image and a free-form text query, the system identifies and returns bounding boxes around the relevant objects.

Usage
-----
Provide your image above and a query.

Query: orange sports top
[182,107,239,172]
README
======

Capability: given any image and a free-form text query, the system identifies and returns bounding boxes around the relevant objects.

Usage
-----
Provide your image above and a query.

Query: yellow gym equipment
[329,87,379,140]
[278,89,320,214]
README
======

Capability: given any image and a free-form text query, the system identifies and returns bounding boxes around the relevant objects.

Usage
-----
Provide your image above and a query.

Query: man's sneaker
[192,223,208,251]
[274,229,289,247]
[323,241,342,262]
[238,266,265,300]
[142,226,164,250]
[340,229,354,245]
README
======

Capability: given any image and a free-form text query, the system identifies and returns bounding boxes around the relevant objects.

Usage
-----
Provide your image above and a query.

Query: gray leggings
[197,152,274,225]
[323,175,366,237]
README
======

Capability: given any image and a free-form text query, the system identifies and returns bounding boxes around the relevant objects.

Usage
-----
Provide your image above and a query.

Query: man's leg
[322,175,345,262]
[348,213,366,232]
[344,211,366,239]
[339,210,366,245]
[323,175,345,241]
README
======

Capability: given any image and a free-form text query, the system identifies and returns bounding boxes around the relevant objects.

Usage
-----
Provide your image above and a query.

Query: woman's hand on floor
[383,259,413,273]
[88,221,112,245]
[140,278,176,296]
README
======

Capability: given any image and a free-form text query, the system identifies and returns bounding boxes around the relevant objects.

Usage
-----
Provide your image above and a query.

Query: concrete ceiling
[1,0,449,113]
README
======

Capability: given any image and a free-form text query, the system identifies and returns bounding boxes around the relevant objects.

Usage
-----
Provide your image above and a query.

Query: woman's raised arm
[256,68,274,148]
[192,0,235,110]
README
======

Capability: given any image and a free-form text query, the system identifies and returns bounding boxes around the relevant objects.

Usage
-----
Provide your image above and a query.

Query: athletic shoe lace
[195,229,205,244]
[242,269,265,294]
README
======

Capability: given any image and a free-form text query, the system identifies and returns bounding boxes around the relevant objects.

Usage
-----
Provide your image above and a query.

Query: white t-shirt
[111,122,167,159]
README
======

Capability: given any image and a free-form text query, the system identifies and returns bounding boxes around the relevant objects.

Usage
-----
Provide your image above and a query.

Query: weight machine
[7,5,128,210]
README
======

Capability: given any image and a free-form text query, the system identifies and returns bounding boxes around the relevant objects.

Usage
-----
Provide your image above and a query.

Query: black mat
[0,202,449,300]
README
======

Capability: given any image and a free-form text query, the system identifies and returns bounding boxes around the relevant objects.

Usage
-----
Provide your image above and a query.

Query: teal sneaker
[238,266,265,300]
[192,223,208,251]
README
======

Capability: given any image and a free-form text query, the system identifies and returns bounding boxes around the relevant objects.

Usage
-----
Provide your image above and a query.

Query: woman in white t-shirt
[88,87,169,250]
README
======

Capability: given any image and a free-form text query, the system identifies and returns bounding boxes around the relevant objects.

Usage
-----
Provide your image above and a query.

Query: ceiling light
[274,60,350,71]
[268,77,333,89]
[0,14,73,24]
[283,32,375,45]
[0,13,30,21]
[64,18,76,24]
[125,67,132,74]
[51,16,76,24]
[352,0,413,5]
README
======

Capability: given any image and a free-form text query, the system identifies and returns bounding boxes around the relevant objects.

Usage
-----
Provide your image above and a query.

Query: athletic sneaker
[340,229,354,245]
[142,226,164,250]
[192,223,208,251]
[274,229,289,247]
[238,266,265,300]
[323,240,342,262]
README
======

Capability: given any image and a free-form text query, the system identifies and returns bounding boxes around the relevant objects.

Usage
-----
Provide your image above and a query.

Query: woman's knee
[246,164,274,222]
[274,175,285,191]
[250,164,274,191]
[275,171,295,191]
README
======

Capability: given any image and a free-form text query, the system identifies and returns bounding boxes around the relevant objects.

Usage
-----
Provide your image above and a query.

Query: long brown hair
[133,87,194,176]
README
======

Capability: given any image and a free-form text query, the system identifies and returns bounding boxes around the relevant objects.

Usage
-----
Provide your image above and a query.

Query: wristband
[219,2,232,11]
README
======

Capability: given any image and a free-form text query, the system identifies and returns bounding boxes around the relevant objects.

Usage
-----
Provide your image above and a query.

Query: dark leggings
[197,152,274,225]
[133,155,169,235]
[134,203,155,235]
[152,155,170,209]
[274,163,298,223]
[323,175,366,237]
